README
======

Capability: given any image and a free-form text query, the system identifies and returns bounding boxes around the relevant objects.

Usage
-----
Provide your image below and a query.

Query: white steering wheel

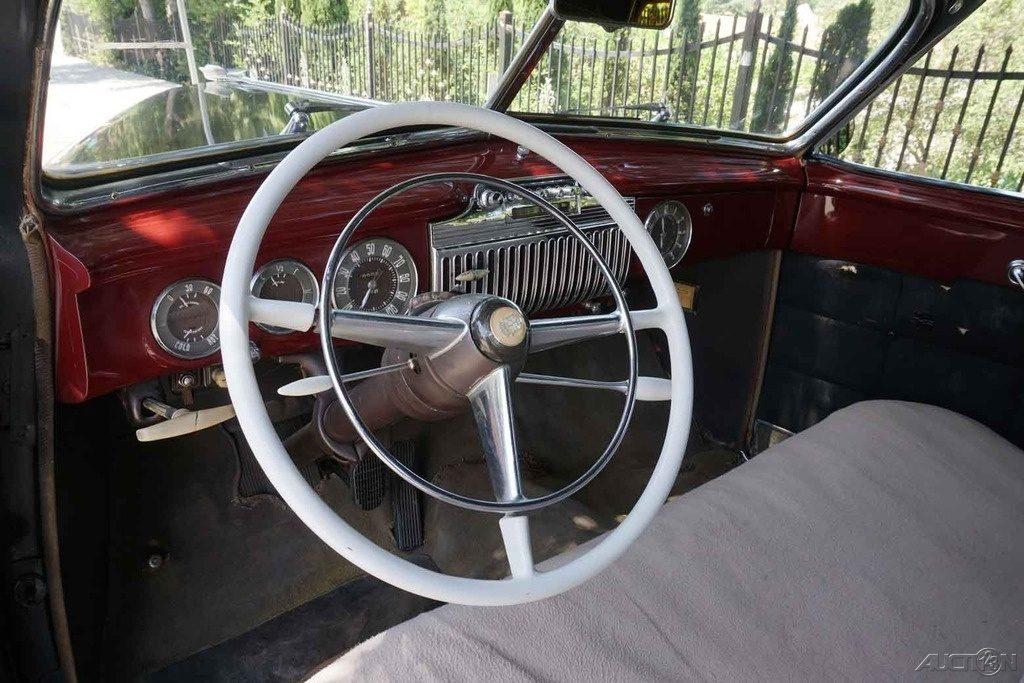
[220,102,693,606]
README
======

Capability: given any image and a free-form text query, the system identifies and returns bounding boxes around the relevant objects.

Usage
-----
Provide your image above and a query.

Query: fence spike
[966,45,1013,184]
[942,44,986,180]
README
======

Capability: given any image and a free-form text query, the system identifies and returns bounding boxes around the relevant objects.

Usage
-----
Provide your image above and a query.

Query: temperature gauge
[151,279,221,359]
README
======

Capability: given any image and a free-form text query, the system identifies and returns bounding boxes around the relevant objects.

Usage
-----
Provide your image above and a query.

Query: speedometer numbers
[151,279,222,359]
[251,259,319,334]
[332,238,418,315]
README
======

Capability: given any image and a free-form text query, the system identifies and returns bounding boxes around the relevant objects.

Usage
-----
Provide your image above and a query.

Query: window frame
[806,1,1024,199]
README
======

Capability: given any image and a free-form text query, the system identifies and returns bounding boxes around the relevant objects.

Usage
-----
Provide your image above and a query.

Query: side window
[831,0,1023,192]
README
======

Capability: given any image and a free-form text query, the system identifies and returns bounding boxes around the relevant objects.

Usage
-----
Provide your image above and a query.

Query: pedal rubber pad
[390,440,424,551]
[350,449,388,511]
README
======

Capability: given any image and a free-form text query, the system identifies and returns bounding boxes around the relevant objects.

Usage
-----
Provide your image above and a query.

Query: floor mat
[147,564,439,682]
[101,422,413,679]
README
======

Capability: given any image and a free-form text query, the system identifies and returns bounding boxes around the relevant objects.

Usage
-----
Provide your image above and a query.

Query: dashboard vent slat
[430,181,636,315]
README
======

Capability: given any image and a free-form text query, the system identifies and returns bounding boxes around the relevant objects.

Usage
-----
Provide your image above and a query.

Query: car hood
[45,78,372,179]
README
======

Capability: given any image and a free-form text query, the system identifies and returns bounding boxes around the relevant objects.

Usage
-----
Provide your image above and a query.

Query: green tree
[750,0,798,133]
[424,0,448,34]
[515,0,547,19]
[299,0,350,23]
[810,0,873,106]
[670,0,700,120]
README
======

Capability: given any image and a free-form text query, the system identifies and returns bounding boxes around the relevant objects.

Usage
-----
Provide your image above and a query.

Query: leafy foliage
[670,0,701,118]
[750,0,798,132]
[810,0,872,107]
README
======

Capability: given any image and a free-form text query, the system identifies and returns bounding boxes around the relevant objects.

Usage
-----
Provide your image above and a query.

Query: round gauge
[644,200,693,268]
[150,279,221,360]
[250,259,319,334]
[332,239,418,314]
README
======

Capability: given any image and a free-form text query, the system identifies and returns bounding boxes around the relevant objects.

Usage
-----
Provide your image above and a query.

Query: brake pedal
[349,446,388,510]
[390,440,423,551]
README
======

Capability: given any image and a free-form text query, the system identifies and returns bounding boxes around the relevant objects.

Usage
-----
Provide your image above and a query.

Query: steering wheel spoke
[468,365,525,503]
[249,296,316,332]
[529,308,665,353]
[516,373,671,401]
[330,309,466,355]
[499,515,535,578]
[277,359,416,396]
[469,366,536,579]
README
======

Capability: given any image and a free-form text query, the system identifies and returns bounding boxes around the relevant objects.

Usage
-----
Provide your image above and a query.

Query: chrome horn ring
[319,172,639,514]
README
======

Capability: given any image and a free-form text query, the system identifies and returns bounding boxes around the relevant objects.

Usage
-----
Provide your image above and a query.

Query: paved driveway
[43,51,177,166]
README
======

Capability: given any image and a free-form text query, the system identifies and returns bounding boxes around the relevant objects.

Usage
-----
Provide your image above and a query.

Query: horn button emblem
[469,297,530,364]
[489,306,527,347]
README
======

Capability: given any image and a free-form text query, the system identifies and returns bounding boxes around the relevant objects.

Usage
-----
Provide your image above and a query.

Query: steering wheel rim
[220,102,694,606]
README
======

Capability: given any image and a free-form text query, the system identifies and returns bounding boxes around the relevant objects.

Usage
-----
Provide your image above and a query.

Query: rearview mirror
[550,0,676,30]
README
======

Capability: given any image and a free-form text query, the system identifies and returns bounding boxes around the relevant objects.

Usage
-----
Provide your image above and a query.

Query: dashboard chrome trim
[429,177,634,313]
[42,127,484,213]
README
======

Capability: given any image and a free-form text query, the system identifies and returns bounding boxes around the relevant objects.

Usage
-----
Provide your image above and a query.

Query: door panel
[759,161,1024,449]
[793,160,1024,287]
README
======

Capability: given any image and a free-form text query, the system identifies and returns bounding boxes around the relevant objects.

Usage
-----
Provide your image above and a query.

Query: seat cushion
[309,401,1024,681]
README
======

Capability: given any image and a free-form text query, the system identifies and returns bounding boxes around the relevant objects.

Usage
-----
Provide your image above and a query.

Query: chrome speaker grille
[430,181,634,314]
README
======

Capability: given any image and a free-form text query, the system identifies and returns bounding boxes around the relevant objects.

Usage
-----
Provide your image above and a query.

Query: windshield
[43,1,546,179]
[43,0,906,179]
[511,0,910,135]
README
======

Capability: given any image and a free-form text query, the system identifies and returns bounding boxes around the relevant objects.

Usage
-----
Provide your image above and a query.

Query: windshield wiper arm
[281,99,352,135]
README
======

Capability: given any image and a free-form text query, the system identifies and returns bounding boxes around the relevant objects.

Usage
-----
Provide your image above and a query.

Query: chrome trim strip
[42,127,484,213]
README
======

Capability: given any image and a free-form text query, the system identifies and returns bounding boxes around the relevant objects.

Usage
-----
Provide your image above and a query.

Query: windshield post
[485,8,564,113]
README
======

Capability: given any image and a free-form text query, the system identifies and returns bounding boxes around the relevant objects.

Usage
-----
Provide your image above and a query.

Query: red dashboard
[45,135,804,402]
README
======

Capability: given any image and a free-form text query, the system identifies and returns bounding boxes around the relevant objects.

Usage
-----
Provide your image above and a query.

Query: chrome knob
[477,188,504,210]
[1009,259,1024,291]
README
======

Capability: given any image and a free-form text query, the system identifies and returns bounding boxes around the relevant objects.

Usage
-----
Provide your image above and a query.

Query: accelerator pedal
[390,440,424,551]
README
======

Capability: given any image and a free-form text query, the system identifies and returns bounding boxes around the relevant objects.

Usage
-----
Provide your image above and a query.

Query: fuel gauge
[250,259,319,334]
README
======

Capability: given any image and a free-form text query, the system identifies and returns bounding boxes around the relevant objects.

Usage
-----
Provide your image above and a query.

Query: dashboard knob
[477,189,504,210]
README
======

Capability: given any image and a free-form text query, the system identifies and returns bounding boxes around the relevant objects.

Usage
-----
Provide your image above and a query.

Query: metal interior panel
[429,177,635,314]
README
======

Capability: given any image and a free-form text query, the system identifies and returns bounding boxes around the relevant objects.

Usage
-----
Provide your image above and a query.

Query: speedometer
[251,259,319,334]
[331,238,418,314]
[151,279,221,359]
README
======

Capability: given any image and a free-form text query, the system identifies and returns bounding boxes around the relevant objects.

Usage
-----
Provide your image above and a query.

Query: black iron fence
[235,14,517,106]
[59,8,1024,191]
[843,45,1024,191]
